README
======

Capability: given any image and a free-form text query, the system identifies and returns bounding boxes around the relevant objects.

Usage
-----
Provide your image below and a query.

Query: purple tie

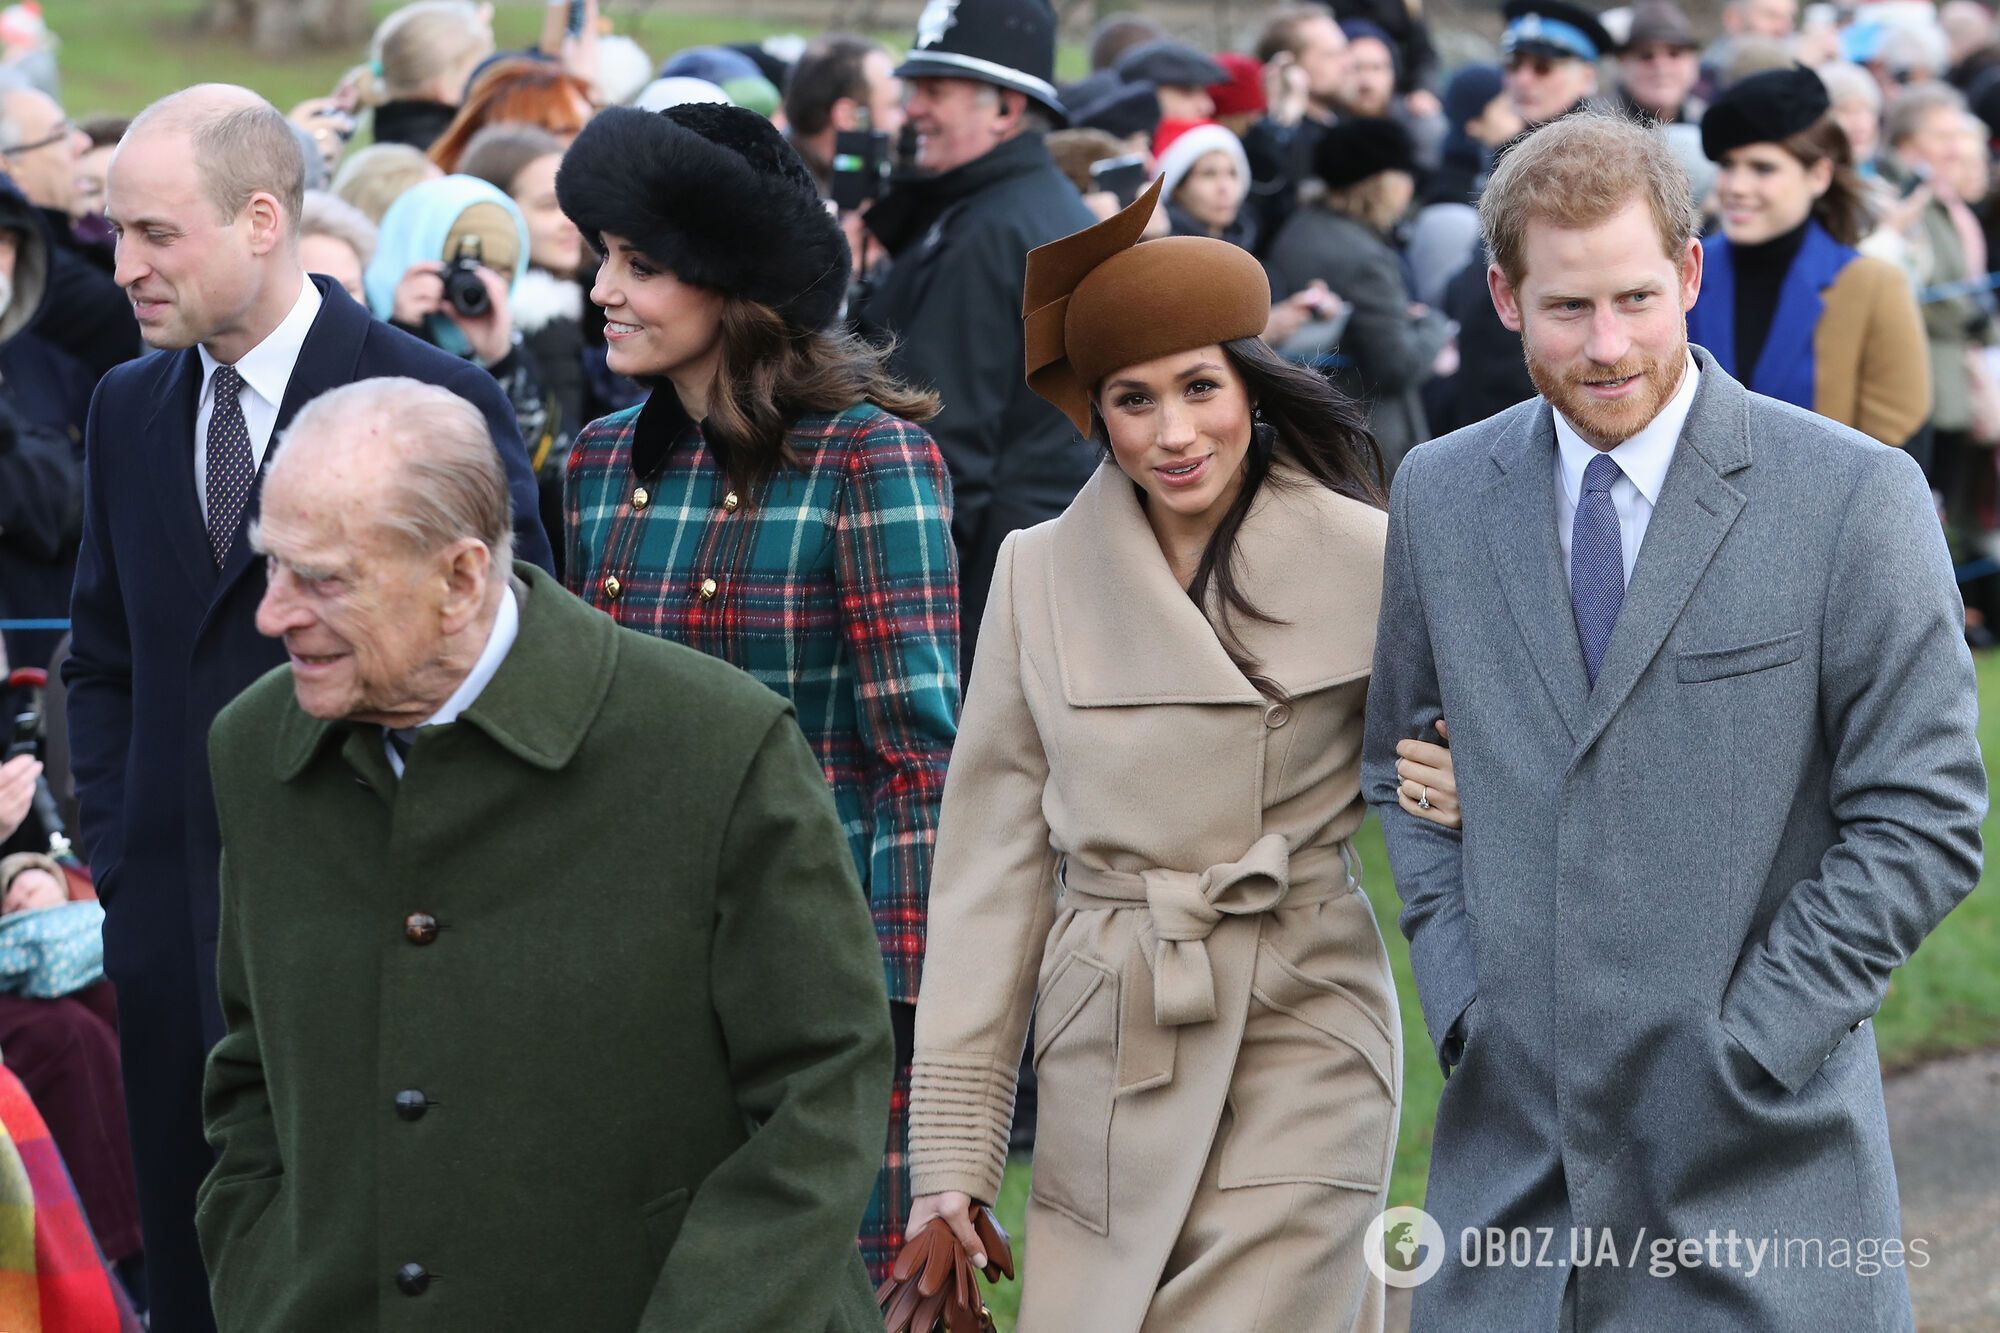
[1570,453,1625,688]
[205,364,252,566]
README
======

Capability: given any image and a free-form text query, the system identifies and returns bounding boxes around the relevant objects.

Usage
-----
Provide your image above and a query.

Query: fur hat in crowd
[1312,116,1418,191]
[555,104,850,334]
[1701,64,1831,162]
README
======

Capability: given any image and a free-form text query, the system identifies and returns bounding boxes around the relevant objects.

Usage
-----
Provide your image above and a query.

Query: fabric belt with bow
[1057,834,1357,1093]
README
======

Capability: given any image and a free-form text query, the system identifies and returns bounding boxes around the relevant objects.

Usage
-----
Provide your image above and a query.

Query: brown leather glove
[877,1205,1016,1333]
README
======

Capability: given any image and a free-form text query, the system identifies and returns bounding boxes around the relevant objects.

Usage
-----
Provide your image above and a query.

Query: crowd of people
[0,0,1988,1327]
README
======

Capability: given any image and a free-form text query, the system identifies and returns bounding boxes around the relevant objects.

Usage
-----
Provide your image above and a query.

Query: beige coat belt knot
[1059,837,1355,1093]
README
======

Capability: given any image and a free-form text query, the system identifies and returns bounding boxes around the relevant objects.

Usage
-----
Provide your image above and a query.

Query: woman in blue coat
[1686,66,1929,447]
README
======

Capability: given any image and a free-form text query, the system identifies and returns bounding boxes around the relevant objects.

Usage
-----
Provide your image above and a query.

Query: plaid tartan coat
[566,393,959,1004]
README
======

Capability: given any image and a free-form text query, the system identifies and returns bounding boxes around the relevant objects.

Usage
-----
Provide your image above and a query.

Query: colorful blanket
[0,1066,140,1330]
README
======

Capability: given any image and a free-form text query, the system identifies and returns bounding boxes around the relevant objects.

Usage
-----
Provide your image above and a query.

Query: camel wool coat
[910,460,1402,1332]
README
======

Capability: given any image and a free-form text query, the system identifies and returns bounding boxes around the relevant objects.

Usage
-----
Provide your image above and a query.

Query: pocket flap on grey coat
[1676,631,1804,682]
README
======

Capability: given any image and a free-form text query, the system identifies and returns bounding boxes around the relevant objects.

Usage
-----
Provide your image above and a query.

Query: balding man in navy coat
[63,85,552,1332]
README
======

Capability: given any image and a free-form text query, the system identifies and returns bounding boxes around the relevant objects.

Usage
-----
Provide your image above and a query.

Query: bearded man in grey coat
[1364,112,1983,1332]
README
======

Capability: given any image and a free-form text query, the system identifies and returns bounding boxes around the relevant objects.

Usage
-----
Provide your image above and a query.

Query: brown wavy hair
[428,58,594,173]
[703,298,941,498]
[1780,114,1876,247]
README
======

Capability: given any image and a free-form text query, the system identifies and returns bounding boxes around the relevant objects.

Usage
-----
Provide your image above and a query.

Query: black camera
[443,236,490,319]
[1090,153,1149,208]
[831,128,892,212]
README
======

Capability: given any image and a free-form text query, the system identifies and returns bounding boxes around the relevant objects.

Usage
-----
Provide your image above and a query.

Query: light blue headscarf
[364,174,530,359]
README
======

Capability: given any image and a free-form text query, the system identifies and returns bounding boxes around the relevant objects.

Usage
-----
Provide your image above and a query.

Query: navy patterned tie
[205,364,253,566]
[1571,452,1625,688]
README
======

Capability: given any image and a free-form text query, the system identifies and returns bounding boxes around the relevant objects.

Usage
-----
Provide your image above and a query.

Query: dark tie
[1570,452,1625,688]
[205,364,253,566]
[386,729,413,769]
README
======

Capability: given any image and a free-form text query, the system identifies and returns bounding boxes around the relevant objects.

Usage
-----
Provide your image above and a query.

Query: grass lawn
[976,651,2000,1329]
[50,3,1068,121]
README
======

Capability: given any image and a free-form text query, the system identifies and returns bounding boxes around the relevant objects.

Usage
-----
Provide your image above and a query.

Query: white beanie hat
[1156,121,1251,206]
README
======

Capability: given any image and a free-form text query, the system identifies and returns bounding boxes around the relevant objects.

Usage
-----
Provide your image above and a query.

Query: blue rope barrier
[0,620,69,631]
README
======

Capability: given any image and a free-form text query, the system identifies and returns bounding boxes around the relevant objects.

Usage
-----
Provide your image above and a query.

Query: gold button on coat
[698,578,718,601]
[722,491,740,513]
[632,486,649,509]
[603,575,621,600]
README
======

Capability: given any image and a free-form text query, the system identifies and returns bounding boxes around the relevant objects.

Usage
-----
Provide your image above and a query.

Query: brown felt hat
[1024,176,1271,435]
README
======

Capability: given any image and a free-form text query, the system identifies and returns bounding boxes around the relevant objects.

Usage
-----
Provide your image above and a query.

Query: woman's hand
[1264,280,1338,344]
[439,265,516,366]
[1396,718,1460,829]
[391,261,447,326]
[906,1190,988,1267]
[0,754,42,843]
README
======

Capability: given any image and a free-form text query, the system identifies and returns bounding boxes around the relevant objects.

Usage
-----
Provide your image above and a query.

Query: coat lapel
[1749,222,1844,408]
[140,348,216,597]
[1570,350,1750,763]
[212,277,369,598]
[1047,460,1379,706]
[1479,404,1590,741]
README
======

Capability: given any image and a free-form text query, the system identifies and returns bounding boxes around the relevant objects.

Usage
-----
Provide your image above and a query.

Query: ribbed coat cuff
[907,1049,1016,1203]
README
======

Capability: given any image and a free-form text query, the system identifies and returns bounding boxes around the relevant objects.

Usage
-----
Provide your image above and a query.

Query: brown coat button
[404,913,438,946]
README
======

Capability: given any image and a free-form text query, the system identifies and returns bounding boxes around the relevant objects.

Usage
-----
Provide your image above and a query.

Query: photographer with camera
[365,174,559,539]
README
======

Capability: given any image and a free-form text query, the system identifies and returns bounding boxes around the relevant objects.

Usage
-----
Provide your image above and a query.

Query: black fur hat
[556,103,850,333]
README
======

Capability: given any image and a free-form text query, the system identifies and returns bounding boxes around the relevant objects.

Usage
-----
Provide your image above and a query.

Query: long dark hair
[1785,114,1875,247]
[1093,337,1386,701]
[704,296,940,497]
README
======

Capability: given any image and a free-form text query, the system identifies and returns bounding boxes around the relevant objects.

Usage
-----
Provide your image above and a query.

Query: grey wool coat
[1362,349,1985,1331]
[198,563,892,1333]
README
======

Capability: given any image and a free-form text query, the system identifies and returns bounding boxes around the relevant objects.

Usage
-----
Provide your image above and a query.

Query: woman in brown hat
[904,179,1459,1329]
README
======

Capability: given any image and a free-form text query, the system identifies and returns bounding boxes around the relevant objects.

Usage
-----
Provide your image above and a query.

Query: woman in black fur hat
[555,102,961,1285]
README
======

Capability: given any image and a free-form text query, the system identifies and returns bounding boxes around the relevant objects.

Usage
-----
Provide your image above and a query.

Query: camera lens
[444,261,489,318]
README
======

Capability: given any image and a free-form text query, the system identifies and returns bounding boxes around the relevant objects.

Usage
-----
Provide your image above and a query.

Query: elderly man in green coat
[196,376,894,1332]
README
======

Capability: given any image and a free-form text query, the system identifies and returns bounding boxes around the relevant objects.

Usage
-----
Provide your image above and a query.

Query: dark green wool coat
[197,562,893,1332]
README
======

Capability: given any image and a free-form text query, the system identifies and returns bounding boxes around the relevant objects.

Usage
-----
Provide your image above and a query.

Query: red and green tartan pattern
[565,400,960,1005]
[0,1067,141,1331]
[859,1058,913,1285]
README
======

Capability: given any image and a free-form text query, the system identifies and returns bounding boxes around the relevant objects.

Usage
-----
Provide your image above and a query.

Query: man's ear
[1488,262,1524,333]
[438,538,494,634]
[995,88,1029,133]
[829,96,861,134]
[1680,236,1704,312]
[245,190,285,257]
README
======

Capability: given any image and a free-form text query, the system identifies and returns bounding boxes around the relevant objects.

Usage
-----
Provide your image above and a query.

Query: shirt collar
[1553,354,1700,506]
[198,272,321,408]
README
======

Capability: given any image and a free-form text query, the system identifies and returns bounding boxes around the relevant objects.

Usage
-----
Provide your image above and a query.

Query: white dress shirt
[1553,355,1701,589]
[194,273,322,514]
[385,587,521,777]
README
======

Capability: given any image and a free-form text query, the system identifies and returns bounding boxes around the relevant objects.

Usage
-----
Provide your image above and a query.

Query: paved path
[1382,1049,2000,1331]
